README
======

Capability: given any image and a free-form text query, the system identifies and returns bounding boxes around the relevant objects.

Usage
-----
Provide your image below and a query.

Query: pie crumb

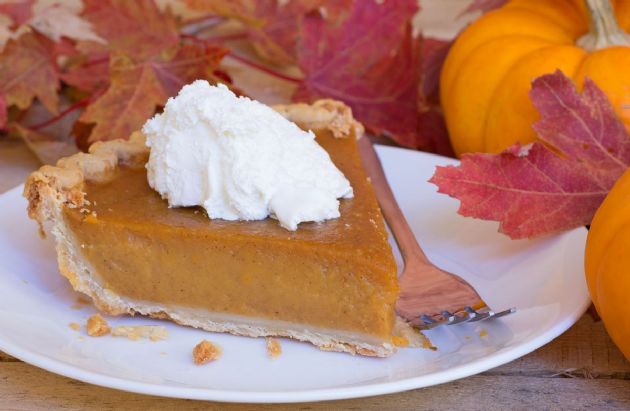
[193,340,221,365]
[111,326,168,341]
[393,317,435,350]
[86,314,110,337]
[68,322,81,331]
[266,337,282,358]
[479,329,488,338]
[392,335,409,347]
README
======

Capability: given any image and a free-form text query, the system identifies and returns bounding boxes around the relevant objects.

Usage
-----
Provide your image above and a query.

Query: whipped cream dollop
[143,81,353,230]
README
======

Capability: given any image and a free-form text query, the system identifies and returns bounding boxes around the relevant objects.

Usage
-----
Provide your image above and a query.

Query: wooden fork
[358,137,515,329]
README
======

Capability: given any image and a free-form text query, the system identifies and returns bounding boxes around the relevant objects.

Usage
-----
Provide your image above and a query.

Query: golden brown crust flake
[111,325,169,341]
[265,337,282,358]
[273,100,364,139]
[193,340,222,365]
[86,314,110,337]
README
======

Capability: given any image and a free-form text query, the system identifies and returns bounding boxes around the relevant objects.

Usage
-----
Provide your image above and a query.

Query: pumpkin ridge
[585,170,630,309]
[591,222,630,346]
[444,36,553,154]
[481,44,586,153]
[504,0,587,36]
[441,8,575,101]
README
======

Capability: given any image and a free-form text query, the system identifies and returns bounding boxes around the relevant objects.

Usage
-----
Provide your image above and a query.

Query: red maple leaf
[419,37,452,103]
[294,0,426,149]
[430,71,630,239]
[418,37,454,157]
[185,1,451,154]
[0,31,60,113]
[531,72,630,188]
[0,0,34,27]
[416,107,453,157]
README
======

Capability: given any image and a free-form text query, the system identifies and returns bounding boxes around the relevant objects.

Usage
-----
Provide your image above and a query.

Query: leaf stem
[181,15,225,35]
[226,52,302,83]
[203,32,249,42]
[30,98,90,131]
[182,14,223,27]
[181,34,303,84]
[181,33,204,44]
[82,57,109,68]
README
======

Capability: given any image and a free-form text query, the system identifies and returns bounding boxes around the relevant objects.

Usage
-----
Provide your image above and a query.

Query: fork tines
[418,306,516,330]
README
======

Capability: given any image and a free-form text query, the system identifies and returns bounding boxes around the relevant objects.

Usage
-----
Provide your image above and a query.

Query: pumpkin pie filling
[63,130,397,340]
[25,100,409,356]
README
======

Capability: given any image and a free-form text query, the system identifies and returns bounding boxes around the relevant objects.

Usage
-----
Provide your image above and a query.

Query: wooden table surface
[2,136,630,410]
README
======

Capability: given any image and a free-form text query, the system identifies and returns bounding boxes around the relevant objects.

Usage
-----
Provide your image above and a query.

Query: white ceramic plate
[0,146,590,403]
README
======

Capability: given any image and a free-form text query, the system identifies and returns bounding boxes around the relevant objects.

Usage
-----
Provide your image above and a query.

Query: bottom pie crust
[55,217,396,356]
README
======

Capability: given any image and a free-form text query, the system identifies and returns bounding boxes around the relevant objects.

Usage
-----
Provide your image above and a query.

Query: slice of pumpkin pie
[24,84,408,357]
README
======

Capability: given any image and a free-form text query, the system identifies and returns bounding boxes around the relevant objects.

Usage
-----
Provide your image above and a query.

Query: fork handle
[357,137,430,266]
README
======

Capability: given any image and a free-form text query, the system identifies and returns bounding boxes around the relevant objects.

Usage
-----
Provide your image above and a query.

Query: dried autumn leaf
[294,0,426,149]
[0,0,103,45]
[247,0,324,65]
[28,0,104,44]
[0,15,14,50]
[0,31,59,113]
[155,0,207,21]
[418,37,454,157]
[185,0,323,65]
[152,43,227,96]
[78,53,169,143]
[430,71,630,239]
[80,43,227,143]
[15,97,84,163]
[11,122,77,164]
[61,52,109,93]
[82,0,179,60]
[0,0,34,27]
[184,0,261,25]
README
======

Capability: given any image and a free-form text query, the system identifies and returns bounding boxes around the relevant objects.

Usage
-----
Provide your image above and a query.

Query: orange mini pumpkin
[440,0,630,156]
[585,167,630,361]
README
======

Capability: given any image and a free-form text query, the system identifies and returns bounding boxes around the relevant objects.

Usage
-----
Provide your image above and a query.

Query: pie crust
[24,99,424,357]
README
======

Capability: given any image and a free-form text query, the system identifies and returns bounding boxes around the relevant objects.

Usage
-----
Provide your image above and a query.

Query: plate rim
[0,147,591,403]
[0,294,590,403]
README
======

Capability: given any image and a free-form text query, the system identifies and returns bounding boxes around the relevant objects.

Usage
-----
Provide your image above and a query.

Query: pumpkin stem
[577,0,630,51]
